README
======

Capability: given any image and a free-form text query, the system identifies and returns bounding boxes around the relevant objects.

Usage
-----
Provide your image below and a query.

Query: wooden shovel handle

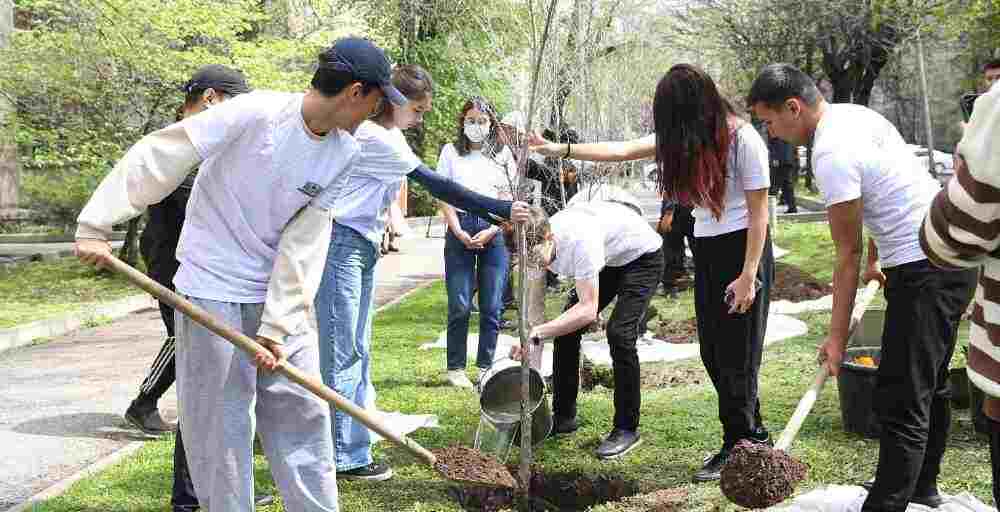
[774,280,881,452]
[103,255,438,466]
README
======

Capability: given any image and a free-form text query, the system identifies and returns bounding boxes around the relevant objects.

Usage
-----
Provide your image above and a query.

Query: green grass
[0,258,144,328]
[23,226,993,511]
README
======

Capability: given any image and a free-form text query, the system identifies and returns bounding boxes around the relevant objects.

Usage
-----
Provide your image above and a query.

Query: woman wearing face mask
[437,97,517,389]
[315,71,528,480]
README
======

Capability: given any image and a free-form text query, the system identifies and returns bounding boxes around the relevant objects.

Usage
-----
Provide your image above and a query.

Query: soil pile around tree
[450,468,638,511]
[772,262,833,302]
[433,446,517,489]
[719,439,808,509]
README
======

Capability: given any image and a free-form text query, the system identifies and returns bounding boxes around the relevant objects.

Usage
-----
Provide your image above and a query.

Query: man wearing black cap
[74,38,403,511]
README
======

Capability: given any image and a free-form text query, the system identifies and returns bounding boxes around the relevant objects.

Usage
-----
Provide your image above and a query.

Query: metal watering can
[474,357,553,463]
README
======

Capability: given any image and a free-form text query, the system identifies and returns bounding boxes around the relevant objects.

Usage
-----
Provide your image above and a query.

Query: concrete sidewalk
[0,232,446,511]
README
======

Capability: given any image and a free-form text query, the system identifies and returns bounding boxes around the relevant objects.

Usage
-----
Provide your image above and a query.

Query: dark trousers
[551,249,663,431]
[662,205,696,289]
[990,416,1000,508]
[863,261,976,511]
[770,165,797,211]
[693,228,774,448]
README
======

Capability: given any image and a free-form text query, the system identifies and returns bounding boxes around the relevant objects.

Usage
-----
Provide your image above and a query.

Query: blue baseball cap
[322,37,407,106]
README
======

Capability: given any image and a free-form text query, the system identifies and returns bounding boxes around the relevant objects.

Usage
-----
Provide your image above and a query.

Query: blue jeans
[315,223,378,471]
[445,213,510,370]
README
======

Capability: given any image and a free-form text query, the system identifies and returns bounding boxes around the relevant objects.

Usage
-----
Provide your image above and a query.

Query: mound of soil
[619,487,688,511]
[651,318,698,344]
[433,446,517,489]
[719,439,808,509]
[772,262,832,302]
[451,469,638,511]
[581,360,707,390]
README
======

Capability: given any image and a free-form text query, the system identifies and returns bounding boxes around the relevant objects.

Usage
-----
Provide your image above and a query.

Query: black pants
[863,261,976,511]
[662,204,696,289]
[139,192,198,511]
[770,165,797,211]
[551,249,663,431]
[693,228,774,448]
[990,416,1000,508]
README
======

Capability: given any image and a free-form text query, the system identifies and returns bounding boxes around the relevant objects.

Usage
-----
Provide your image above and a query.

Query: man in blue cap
[74,37,405,512]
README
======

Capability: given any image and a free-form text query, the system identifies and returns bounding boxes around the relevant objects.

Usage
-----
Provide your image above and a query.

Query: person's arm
[921,86,1000,268]
[820,198,865,377]
[529,277,600,340]
[75,122,202,267]
[409,165,515,226]
[727,188,769,313]
[528,132,655,162]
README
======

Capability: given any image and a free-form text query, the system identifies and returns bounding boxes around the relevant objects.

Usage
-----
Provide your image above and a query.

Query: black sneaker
[338,461,393,481]
[749,426,773,446]
[551,416,579,436]
[693,449,730,482]
[595,429,642,459]
[125,401,175,436]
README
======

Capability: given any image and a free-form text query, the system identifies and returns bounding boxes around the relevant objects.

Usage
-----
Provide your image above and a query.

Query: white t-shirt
[437,143,516,207]
[332,120,421,248]
[548,201,662,280]
[174,91,359,302]
[811,103,940,268]
[691,123,771,237]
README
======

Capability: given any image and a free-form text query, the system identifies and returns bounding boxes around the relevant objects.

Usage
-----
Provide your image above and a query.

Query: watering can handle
[774,280,881,452]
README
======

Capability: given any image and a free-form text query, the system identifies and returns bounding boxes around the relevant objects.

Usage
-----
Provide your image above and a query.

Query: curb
[4,441,145,512]
[0,294,157,354]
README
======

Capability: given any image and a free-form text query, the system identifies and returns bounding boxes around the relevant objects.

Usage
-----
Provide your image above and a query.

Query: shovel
[720,279,882,509]
[101,254,516,490]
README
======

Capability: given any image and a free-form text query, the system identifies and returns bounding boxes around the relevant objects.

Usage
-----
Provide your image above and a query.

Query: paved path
[0,231,446,511]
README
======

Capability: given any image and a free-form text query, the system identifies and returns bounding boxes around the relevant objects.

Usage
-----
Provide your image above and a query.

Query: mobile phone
[961,93,980,122]
[724,277,763,308]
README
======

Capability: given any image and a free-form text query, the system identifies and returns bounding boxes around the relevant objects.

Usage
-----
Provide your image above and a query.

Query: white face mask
[464,123,491,143]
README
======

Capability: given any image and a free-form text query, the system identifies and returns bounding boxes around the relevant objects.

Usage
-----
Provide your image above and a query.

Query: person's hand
[527,131,560,157]
[862,261,886,288]
[509,344,524,361]
[725,273,757,314]
[453,228,483,250]
[657,210,674,234]
[470,227,499,247]
[75,238,114,269]
[510,201,532,223]
[818,335,847,377]
[253,337,286,372]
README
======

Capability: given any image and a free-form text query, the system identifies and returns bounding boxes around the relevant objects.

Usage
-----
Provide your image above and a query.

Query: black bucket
[950,367,971,410]
[969,381,990,436]
[837,346,882,438]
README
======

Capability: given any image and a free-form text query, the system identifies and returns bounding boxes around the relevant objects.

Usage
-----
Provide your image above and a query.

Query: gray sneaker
[337,461,394,481]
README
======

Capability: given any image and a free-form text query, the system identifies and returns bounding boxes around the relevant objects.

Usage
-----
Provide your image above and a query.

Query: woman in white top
[438,97,517,389]
[530,64,773,482]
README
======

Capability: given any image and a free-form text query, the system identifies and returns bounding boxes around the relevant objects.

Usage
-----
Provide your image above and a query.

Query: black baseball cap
[182,65,251,96]
[321,37,407,106]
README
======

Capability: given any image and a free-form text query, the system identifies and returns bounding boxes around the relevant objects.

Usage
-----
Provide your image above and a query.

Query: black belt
[607,200,642,216]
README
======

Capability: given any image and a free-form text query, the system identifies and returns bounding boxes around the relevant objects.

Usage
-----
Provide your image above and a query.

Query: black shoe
[338,461,393,481]
[749,426,773,446]
[860,479,944,508]
[551,416,579,436]
[595,429,642,460]
[786,207,798,214]
[125,401,175,436]
[693,449,729,482]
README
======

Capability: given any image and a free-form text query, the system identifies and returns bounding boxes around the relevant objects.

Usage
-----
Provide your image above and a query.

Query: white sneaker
[476,368,488,385]
[446,369,474,389]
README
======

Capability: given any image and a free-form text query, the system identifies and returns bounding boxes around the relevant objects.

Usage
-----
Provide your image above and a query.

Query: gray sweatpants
[175,297,339,512]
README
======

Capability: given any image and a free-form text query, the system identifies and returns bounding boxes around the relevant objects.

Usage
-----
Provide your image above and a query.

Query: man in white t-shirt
[750,63,977,511]
[510,200,663,460]
[74,38,405,512]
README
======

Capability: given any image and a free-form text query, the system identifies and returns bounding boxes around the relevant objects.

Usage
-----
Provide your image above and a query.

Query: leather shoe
[595,429,642,459]
[693,449,729,482]
[551,416,579,436]
[860,479,944,508]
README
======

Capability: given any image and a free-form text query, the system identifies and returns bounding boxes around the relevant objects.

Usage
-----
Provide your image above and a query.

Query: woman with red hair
[529,64,773,482]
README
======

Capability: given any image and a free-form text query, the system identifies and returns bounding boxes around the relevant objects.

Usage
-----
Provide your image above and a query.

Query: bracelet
[564,143,571,159]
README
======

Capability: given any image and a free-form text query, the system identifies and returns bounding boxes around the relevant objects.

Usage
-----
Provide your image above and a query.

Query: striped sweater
[920,85,1000,400]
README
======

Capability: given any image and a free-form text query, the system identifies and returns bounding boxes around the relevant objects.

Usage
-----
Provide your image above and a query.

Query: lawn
[0,258,145,328]
[24,222,993,511]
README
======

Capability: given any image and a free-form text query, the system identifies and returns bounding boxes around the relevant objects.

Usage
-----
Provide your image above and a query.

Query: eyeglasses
[464,117,491,127]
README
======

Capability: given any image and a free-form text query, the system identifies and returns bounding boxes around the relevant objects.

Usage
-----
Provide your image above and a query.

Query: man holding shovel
[749,63,977,511]
[74,38,401,512]
[920,82,1000,509]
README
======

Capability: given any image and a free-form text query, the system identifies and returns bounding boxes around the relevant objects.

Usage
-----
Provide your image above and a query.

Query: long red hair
[653,64,734,220]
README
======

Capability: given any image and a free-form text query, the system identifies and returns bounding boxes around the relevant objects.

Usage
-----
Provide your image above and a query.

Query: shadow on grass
[12,412,153,441]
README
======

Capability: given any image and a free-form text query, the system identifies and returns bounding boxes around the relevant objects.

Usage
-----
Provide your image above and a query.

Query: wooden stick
[103,255,438,466]
[774,280,881,452]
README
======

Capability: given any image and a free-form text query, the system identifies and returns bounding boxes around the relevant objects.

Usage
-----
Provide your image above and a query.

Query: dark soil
[772,262,833,302]
[581,359,707,391]
[433,446,518,489]
[650,318,699,344]
[619,487,688,511]
[719,440,808,509]
[450,469,638,511]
